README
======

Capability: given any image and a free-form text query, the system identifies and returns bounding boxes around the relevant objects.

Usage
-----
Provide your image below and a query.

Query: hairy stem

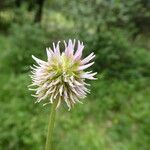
[45,100,57,150]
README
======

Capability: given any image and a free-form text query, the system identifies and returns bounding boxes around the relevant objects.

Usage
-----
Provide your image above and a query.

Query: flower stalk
[45,100,57,150]
[29,39,97,149]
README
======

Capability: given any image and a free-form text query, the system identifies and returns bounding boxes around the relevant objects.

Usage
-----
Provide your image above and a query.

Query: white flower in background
[29,39,97,110]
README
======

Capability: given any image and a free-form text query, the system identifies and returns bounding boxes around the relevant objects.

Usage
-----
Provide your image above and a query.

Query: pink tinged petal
[81,52,95,65]
[80,72,97,79]
[65,39,74,56]
[46,48,52,61]
[53,42,60,57]
[74,40,84,61]
[67,39,76,56]
[78,62,94,71]
[69,39,76,54]
[32,55,46,65]
[46,47,54,55]
[56,41,61,56]
[66,39,72,55]
[84,72,97,80]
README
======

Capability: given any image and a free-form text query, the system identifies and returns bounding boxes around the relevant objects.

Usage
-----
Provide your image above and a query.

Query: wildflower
[29,39,97,110]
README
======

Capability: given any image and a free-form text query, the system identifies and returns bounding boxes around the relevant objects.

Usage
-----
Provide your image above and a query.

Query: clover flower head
[29,39,97,110]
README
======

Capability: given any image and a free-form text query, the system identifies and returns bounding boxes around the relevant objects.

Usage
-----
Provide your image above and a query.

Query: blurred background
[0,0,150,150]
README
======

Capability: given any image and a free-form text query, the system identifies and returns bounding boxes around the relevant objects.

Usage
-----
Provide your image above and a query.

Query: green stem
[45,100,57,150]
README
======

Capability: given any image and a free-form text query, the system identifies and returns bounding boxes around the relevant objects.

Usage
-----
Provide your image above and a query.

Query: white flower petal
[81,53,95,65]
[74,40,84,60]
[32,55,46,65]
[78,62,94,71]
[80,72,97,79]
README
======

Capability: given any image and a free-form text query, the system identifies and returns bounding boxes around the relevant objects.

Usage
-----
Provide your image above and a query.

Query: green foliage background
[0,0,149,150]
